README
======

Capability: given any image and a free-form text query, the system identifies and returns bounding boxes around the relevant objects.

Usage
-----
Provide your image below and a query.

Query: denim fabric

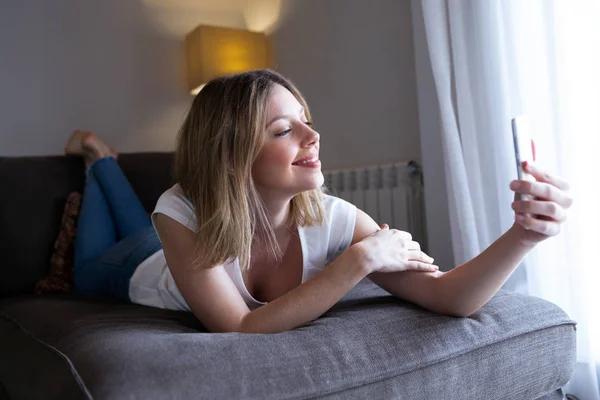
[74,226,162,302]
[73,157,162,302]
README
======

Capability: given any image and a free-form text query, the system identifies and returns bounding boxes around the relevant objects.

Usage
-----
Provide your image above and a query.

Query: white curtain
[415,0,600,398]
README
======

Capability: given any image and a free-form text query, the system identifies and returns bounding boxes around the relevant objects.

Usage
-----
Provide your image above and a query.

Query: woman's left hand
[509,161,573,247]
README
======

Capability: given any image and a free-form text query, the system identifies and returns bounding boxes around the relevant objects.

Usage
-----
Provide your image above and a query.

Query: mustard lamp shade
[185,25,274,95]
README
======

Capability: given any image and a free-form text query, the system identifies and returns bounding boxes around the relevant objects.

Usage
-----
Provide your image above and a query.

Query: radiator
[323,160,427,250]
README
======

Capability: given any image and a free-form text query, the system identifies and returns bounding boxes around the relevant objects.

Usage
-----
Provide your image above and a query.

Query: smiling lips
[292,156,319,166]
[293,158,320,169]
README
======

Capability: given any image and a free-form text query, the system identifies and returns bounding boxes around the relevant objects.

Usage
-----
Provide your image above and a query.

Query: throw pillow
[34,191,82,294]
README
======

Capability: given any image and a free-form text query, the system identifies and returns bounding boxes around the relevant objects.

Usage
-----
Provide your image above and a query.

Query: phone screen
[511,116,535,201]
[511,116,535,179]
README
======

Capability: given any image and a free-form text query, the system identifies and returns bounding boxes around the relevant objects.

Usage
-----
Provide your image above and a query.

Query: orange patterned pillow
[34,192,82,294]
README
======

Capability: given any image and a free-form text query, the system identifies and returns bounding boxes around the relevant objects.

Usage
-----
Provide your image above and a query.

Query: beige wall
[0,0,247,157]
[1,0,421,170]
[270,0,421,171]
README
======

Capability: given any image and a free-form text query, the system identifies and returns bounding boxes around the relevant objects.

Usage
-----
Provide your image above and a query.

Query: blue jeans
[73,157,162,302]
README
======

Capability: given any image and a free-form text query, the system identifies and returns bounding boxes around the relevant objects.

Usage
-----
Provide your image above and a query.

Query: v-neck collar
[235,224,307,305]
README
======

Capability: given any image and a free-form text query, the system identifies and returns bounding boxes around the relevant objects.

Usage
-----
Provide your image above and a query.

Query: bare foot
[64,130,89,156]
[81,133,116,164]
[65,130,118,168]
[65,130,119,167]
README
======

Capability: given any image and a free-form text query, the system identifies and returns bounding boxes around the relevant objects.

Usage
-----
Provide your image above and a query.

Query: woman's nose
[302,125,320,147]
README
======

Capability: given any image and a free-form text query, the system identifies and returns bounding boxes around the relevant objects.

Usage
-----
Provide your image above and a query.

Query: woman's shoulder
[321,192,357,219]
[153,184,197,231]
[159,183,185,198]
[305,192,357,264]
[305,192,357,236]
[157,184,192,208]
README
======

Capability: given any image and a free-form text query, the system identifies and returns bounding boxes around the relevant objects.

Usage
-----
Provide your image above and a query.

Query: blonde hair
[174,69,326,272]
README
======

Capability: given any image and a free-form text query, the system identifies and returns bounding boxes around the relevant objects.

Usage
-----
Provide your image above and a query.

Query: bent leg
[88,157,152,240]
[74,164,117,270]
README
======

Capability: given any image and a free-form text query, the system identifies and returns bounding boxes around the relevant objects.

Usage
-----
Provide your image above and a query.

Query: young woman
[70,69,572,334]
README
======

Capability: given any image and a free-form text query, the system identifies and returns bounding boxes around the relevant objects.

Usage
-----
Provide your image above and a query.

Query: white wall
[0,0,247,157]
[270,0,421,171]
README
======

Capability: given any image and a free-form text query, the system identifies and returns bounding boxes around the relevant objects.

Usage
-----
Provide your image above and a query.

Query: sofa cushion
[0,152,174,298]
[0,287,576,400]
[34,191,82,295]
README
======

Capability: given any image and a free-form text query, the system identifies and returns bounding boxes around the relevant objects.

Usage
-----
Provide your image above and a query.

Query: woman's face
[252,84,324,199]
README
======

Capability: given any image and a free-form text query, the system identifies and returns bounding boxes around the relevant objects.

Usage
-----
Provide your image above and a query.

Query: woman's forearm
[240,247,370,334]
[437,225,535,317]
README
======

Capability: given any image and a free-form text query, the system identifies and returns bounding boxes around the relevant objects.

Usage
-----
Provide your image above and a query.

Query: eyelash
[275,122,313,137]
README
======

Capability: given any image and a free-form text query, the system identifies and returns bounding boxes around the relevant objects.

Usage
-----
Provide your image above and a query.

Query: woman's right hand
[355,224,438,274]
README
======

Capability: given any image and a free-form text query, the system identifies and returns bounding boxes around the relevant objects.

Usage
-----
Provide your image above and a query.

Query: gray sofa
[0,153,576,399]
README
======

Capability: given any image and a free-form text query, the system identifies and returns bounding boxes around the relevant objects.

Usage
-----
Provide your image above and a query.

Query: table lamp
[185,25,274,95]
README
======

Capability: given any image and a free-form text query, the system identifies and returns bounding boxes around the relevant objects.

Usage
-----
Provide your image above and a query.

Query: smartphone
[511,115,535,201]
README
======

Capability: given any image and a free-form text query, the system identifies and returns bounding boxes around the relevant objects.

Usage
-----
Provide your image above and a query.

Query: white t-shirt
[128,184,366,311]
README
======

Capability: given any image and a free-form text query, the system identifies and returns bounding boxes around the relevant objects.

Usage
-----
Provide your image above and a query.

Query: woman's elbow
[429,273,478,318]
[236,313,282,334]
[444,308,476,318]
[428,295,477,318]
[434,303,478,318]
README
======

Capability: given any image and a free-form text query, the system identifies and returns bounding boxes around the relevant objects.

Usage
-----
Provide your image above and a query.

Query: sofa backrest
[0,152,175,298]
